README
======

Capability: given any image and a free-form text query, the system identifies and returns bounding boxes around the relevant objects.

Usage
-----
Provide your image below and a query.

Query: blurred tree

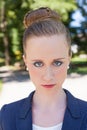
[0,0,11,65]
[70,0,87,55]
[0,0,33,65]
[77,0,87,53]
[30,0,77,22]
[0,0,77,65]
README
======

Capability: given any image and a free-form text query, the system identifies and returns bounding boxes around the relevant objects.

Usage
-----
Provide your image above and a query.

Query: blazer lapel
[62,90,82,130]
[16,91,35,130]
[62,108,82,130]
[15,89,85,130]
[16,110,32,130]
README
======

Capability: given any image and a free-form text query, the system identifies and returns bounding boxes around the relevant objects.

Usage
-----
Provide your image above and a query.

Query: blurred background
[0,0,87,108]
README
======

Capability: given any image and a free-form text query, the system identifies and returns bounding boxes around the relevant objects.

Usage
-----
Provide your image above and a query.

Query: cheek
[55,65,68,78]
[55,66,68,86]
[28,66,41,80]
[60,66,67,73]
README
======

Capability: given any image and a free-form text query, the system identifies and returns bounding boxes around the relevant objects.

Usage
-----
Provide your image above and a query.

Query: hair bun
[23,7,61,28]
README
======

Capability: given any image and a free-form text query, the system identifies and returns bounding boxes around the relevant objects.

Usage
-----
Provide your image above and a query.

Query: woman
[0,7,87,130]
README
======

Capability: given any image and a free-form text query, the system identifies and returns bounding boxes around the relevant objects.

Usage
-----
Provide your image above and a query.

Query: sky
[70,9,85,27]
[70,0,87,27]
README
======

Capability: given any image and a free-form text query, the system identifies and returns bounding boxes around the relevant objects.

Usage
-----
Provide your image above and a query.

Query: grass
[68,56,87,74]
[68,66,87,74]
[0,79,3,92]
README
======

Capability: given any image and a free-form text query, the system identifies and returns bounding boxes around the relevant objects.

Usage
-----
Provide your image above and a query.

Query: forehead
[25,34,69,59]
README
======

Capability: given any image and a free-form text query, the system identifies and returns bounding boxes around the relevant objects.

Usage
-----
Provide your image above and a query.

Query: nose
[43,67,54,81]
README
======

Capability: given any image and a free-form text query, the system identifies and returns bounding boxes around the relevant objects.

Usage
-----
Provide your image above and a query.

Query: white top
[33,123,62,130]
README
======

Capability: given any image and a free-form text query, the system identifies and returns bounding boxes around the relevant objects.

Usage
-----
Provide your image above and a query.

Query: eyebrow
[53,58,66,60]
[31,58,66,61]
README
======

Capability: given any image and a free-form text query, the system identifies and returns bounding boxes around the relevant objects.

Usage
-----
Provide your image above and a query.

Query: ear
[67,56,71,67]
[68,55,71,62]
[23,55,29,71]
[23,55,27,65]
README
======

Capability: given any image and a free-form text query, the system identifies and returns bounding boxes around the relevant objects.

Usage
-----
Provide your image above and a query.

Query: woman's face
[24,34,70,92]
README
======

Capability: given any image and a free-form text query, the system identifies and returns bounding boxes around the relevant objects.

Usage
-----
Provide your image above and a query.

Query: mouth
[41,84,56,88]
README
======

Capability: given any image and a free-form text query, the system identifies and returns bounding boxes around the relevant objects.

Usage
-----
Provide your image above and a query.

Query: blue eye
[53,61,63,66]
[33,62,43,67]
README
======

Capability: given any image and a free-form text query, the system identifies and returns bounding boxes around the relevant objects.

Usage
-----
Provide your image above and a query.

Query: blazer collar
[17,89,82,130]
[62,89,82,130]
[19,91,35,118]
[16,91,35,130]
[18,89,81,119]
[64,89,81,118]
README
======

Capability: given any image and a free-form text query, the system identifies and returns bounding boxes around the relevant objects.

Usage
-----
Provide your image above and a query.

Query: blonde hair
[23,7,72,56]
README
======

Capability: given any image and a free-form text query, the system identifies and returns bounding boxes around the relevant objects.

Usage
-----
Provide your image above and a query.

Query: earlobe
[67,56,71,69]
[67,65,70,69]
[23,55,29,71]
[23,55,27,64]
[68,56,71,64]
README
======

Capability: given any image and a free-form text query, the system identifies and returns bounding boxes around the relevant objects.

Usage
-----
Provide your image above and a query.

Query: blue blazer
[0,89,87,130]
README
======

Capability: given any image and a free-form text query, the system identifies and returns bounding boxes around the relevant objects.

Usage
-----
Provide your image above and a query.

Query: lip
[41,84,56,88]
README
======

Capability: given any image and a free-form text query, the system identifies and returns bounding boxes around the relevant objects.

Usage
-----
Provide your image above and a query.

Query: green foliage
[0,0,32,59]
[70,0,87,54]
[0,0,78,65]
[68,56,87,74]
[68,66,87,74]
[10,28,19,52]
[30,0,77,21]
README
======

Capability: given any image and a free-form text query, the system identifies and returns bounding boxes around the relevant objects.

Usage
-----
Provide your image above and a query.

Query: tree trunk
[0,0,10,65]
[3,34,10,65]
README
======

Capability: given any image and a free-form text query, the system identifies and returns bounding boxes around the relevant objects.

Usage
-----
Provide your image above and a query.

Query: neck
[33,88,66,110]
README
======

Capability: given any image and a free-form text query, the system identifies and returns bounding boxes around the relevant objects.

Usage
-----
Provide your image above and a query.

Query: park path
[0,67,87,109]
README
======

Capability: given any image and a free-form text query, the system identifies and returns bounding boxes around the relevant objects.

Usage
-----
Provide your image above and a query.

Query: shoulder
[0,91,34,113]
[64,89,87,114]
[0,97,27,130]
[64,89,87,127]
[76,98,87,129]
[0,96,28,112]
[0,91,34,123]
[0,97,27,122]
[76,97,87,113]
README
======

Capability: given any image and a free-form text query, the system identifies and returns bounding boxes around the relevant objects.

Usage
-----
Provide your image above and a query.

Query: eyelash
[33,61,63,67]
[53,61,63,66]
[33,62,44,67]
